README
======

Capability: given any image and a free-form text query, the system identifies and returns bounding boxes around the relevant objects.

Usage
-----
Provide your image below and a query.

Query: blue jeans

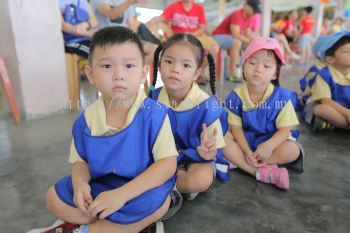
[213,34,234,50]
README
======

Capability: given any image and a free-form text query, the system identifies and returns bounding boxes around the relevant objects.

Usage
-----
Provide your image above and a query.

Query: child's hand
[243,149,261,168]
[197,124,218,160]
[73,181,93,216]
[253,142,274,164]
[88,188,128,219]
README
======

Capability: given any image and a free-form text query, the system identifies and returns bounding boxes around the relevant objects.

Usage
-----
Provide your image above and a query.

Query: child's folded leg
[266,140,300,166]
[314,104,348,129]
[45,185,96,225]
[176,163,215,195]
[88,195,171,233]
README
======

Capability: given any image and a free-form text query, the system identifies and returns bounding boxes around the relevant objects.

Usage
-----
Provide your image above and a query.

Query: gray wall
[0,0,69,120]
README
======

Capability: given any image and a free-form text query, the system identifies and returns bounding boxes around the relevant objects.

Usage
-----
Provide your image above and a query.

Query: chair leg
[0,58,21,124]
[65,53,81,110]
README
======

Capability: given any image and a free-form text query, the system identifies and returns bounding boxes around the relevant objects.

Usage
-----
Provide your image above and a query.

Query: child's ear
[84,64,94,84]
[141,64,149,85]
[325,56,334,65]
[193,68,201,81]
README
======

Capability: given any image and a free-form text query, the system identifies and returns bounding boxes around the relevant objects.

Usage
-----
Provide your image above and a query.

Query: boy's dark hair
[305,6,313,14]
[88,26,145,64]
[149,33,216,96]
[242,50,282,86]
[325,36,350,58]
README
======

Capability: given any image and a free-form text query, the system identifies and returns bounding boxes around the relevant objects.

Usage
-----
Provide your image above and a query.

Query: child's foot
[140,221,165,233]
[184,192,199,201]
[312,117,334,131]
[35,221,83,233]
[256,165,289,190]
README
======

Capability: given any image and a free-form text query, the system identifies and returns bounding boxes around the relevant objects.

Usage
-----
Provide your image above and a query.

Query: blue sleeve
[225,91,243,117]
[72,113,88,161]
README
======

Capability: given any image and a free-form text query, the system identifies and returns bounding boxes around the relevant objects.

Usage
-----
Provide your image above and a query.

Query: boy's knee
[45,185,59,214]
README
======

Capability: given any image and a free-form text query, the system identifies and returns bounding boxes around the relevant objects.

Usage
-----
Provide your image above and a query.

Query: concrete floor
[0,63,349,233]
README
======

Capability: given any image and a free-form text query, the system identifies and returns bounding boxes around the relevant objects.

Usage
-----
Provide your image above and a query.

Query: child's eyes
[126,64,135,69]
[164,59,172,64]
[264,65,272,68]
[184,64,191,68]
[101,64,111,69]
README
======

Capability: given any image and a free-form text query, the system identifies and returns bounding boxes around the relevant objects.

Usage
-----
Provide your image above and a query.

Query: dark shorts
[64,40,90,58]
[137,24,160,45]
[279,138,305,175]
[160,187,183,221]
[303,101,320,125]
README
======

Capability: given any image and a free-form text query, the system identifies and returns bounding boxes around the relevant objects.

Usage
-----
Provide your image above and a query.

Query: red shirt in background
[212,9,258,35]
[282,19,297,36]
[163,1,206,34]
[300,15,315,35]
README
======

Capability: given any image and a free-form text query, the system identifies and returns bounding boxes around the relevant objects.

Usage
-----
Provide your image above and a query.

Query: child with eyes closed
[222,37,304,191]
[149,33,229,201]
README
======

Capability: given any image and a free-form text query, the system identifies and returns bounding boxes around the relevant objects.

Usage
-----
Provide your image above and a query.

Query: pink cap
[242,37,286,65]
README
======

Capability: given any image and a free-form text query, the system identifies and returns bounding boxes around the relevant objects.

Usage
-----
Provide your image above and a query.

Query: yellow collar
[237,83,274,111]
[158,83,209,111]
[328,65,350,85]
[89,89,146,136]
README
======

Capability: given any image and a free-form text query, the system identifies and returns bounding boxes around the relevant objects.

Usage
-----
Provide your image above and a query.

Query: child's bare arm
[231,125,259,166]
[88,156,177,219]
[231,126,252,156]
[72,162,93,215]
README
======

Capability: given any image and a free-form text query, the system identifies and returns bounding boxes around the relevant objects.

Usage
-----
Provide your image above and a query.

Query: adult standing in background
[212,0,261,82]
[298,6,315,64]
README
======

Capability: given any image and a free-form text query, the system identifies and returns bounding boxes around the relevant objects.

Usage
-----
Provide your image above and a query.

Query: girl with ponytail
[149,33,229,201]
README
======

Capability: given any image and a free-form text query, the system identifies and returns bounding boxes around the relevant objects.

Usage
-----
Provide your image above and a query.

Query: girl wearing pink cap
[222,37,304,190]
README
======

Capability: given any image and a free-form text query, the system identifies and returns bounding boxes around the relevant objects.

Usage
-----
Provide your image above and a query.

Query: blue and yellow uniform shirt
[156,83,225,149]
[225,83,299,151]
[69,89,178,163]
[308,65,350,108]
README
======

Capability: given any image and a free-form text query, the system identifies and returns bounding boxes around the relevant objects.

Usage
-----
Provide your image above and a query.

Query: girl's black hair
[242,50,282,86]
[325,36,350,58]
[88,26,145,64]
[149,33,216,97]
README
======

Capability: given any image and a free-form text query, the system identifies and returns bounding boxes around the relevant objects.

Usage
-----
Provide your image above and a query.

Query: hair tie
[203,49,209,57]
[150,85,155,91]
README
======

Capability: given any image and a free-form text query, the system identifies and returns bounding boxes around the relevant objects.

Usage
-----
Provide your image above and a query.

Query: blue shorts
[298,34,312,49]
[213,34,234,50]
